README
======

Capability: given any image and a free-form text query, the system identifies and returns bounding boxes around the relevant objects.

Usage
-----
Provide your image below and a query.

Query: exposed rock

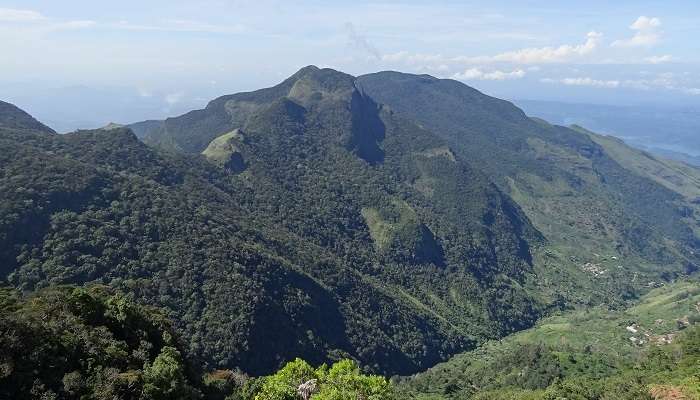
[297,379,318,400]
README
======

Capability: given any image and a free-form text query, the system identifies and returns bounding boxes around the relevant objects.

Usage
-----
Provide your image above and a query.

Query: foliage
[0,286,201,400]
[397,280,700,399]
[253,359,394,400]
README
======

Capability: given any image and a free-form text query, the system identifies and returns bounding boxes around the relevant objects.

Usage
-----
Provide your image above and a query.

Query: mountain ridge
[2,65,699,380]
[1,67,547,376]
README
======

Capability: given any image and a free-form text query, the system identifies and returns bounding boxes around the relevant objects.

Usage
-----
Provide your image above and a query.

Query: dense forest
[1,65,699,398]
[0,285,395,400]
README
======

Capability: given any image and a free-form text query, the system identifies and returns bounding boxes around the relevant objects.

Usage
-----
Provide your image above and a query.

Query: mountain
[0,100,55,133]
[3,66,700,384]
[356,72,699,285]
[1,67,546,377]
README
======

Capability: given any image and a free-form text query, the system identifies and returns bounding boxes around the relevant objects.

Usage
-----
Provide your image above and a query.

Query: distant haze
[515,99,700,164]
[1,1,699,137]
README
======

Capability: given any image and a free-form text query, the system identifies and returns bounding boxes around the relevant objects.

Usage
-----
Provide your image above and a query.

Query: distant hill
[514,99,700,165]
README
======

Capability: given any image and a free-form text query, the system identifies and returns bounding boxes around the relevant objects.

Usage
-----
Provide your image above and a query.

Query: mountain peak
[283,65,356,107]
[286,65,355,90]
[0,100,55,134]
[291,64,321,77]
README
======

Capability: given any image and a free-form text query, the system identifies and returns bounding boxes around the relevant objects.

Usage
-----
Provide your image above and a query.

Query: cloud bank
[612,16,662,47]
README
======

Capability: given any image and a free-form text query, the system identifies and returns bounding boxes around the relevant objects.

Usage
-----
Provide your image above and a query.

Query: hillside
[357,72,700,291]
[0,285,202,399]
[397,280,700,399]
[0,68,546,378]
[515,99,700,165]
[0,100,55,133]
[571,125,700,200]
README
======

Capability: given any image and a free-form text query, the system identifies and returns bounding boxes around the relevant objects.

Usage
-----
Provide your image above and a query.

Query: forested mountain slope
[1,67,546,377]
[571,125,700,200]
[4,65,699,383]
[357,71,700,289]
[0,100,55,133]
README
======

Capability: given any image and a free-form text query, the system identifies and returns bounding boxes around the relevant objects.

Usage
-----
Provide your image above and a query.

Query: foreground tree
[254,359,394,400]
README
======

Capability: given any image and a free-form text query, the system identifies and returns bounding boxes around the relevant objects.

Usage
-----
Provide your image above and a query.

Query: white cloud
[622,73,697,94]
[137,88,153,98]
[461,31,602,64]
[453,68,526,81]
[541,77,620,88]
[645,55,673,64]
[0,8,46,22]
[381,31,603,73]
[612,16,662,47]
[631,16,661,31]
[162,19,246,34]
[541,72,700,96]
[0,8,94,34]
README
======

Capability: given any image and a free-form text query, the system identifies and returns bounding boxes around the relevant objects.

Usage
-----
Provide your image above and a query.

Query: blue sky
[1,0,699,122]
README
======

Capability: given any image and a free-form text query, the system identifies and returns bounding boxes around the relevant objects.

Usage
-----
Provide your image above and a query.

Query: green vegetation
[254,358,393,400]
[0,285,201,400]
[358,71,699,288]
[1,67,544,377]
[361,199,444,265]
[397,280,700,399]
[0,286,396,400]
[2,66,700,397]
[201,129,247,172]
